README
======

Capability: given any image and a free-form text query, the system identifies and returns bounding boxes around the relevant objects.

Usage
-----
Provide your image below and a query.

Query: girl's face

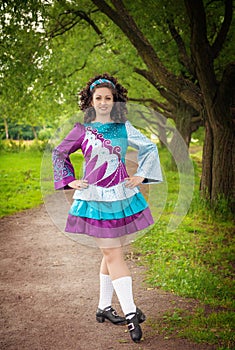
[91,87,114,118]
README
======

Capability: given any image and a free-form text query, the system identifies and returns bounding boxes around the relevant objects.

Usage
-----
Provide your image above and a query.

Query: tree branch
[48,10,103,38]
[211,0,233,59]
[133,108,175,136]
[92,0,203,112]
[184,0,217,99]
[167,19,195,76]
[130,97,172,113]
[129,97,174,120]
[49,17,81,38]
[184,0,207,41]
[134,67,184,106]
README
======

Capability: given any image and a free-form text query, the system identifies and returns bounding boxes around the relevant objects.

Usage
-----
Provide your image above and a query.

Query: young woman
[52,73,162,343]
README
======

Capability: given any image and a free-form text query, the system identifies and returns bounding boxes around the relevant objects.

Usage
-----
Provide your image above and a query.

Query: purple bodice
[52,121,163,190]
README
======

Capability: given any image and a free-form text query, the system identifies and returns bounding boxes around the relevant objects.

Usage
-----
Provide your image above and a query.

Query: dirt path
[0,202,216,350]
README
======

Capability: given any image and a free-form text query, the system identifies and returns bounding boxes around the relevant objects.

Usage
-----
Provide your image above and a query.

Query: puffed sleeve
[52,123,85,190]
[126,121,163,184]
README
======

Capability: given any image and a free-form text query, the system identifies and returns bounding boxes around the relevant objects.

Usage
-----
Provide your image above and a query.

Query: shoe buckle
[128,322,135,331]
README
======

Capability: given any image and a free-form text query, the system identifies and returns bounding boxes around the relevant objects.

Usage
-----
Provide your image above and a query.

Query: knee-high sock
[98,273,114,310]
[112,276,136,318]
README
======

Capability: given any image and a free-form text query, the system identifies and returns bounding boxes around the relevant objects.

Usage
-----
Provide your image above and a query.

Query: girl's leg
[96,256,126,325]
[100,247,136,315]
[101,246,145,342]
[98,257,114,310]
[101,246,130,280]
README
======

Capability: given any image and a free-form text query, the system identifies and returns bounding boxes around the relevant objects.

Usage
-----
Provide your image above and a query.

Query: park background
[0,1,234,349]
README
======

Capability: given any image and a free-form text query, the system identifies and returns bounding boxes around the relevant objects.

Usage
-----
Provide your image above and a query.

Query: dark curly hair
[79,73,128,123]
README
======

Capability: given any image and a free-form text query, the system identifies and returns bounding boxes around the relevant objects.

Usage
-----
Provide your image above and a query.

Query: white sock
[112,276,136,318]
[98,273,114,310]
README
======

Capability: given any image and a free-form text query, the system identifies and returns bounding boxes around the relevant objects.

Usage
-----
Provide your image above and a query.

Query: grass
[147,307,235,349]
[135,220,234,307]
[133,147,235,349]
[0,151,44,216]
[0,144,83,217]
[1,143,234,348]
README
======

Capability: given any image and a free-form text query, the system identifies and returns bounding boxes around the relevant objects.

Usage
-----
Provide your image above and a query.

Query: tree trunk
[157,112,167,147]
[184,0,235,212]
[31,126,38,139]
[201,120,235,212]
[169,103,192,171]
[200,92,235,211]
[175,102,194,148]
[200,120,212,198]
[212,125,235,207]
[3,118,9,139]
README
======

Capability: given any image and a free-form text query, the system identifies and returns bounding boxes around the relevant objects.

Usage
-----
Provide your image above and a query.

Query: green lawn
[0,149,83,217]
[0,151,44,217]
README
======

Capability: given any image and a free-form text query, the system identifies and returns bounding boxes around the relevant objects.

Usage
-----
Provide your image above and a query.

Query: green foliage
[1,0,234,143]
[1,0,165,140]
[0,139,48,152]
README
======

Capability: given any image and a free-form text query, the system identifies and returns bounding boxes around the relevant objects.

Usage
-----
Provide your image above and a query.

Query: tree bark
[211,125,235,204]
[3,118,9,140]
[200,120,213,198]
[174,102,194,148]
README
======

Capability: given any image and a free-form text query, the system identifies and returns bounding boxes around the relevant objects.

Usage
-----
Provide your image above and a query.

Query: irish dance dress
[52,121,162,245]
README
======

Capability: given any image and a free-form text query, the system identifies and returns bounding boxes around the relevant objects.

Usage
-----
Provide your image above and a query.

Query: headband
[90,78,115,91]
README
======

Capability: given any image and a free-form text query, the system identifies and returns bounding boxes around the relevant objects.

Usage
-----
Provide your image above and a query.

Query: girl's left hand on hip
[124,176,145,188]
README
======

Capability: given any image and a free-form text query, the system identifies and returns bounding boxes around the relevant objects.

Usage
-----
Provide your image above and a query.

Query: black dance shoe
[126,308,146,343]
[136,307,146,324]
[96,306,126,325]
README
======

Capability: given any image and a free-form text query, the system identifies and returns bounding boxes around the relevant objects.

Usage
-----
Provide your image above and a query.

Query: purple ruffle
[65,207,154,238]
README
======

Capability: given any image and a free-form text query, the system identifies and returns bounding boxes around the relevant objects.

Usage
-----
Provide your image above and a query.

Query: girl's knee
[101,247,123,264]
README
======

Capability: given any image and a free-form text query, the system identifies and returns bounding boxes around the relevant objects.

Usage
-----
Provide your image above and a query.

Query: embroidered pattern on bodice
[81,126,128,187]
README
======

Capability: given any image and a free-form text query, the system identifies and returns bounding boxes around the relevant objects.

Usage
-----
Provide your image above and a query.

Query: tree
[1,1,234,211]
[0,0,51,138]
[184,0,235,209]
[90,0,235,210]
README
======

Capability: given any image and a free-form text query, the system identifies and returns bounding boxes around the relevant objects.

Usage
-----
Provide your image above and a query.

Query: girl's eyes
[95,96,112,101]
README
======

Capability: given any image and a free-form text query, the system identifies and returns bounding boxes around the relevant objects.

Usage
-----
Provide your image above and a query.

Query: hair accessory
[90,78,115,91]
